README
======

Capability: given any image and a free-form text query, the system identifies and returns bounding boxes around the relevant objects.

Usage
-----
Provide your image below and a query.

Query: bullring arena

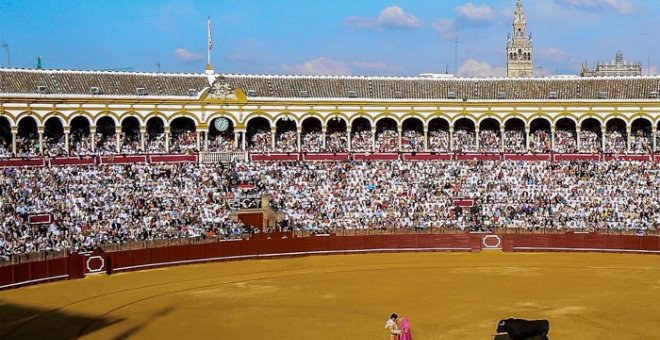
[2,234,660,339]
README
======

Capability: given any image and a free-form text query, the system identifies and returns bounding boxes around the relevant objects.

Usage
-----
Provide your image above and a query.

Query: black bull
[496,318,550,340]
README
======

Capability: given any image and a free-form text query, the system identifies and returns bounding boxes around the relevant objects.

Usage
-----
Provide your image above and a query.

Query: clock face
[214,118,229,132]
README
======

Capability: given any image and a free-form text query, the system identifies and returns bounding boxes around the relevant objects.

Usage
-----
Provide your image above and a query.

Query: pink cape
[400,317,413,340]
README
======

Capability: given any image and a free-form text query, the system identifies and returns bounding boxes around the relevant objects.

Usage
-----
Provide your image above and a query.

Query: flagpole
[206,16,214,74]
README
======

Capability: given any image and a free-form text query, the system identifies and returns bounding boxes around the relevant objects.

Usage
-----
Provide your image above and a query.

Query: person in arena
[399,316,413,340]
[385,313,402,340]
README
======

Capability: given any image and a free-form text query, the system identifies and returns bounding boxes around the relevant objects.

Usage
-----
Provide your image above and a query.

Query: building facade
[581,51,643,77]
[507,0,534,78]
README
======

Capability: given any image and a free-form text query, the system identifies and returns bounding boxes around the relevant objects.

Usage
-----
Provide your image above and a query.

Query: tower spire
[507,0,533,77]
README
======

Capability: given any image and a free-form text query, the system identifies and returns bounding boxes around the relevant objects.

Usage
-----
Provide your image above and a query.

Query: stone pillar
[601,127,606,153]
[348,128,352,152]
[271,127,277,151]
[449,127,454,151]
[397,127,402,152]
[165,127,170,153]
[500,129,505,152]
[90,126,96,152]
[576,128,581,153]
[140,129,146,152]
[525,127,530,152]
[322,126,327,150]
[423,126,428,151]
[240,130,247,151]
[38,128,44,154]
[653,126,658,153]
[626,126,632,153]
[371,128,376,151]
[64,128,70,155]
[550,126,555,152]
[11,129,17,155]
[196,130,202,152]
[231,131,237,151]
[297,128,302,152]
[475,128,480,151]
[115,127,121,153]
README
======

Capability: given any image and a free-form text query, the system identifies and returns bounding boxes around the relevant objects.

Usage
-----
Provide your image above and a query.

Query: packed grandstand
[1,68,660,261]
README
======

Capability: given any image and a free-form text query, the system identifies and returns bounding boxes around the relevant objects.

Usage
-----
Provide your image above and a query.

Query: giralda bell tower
[506,0,534,78]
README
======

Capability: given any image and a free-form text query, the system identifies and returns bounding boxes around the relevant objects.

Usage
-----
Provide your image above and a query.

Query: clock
[214,118,229,132]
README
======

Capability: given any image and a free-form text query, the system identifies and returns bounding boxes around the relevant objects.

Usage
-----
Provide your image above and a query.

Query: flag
[208,16,213,51]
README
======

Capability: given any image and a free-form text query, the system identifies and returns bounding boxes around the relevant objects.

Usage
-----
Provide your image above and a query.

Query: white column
[550,126,555,152]
[371,128,376,151]
[601,127,606,153]
[322,126,327,150]
[576,128,581,153]
[140,129,146,152]
[653,126,658,153]
[196,130,202,152]
[525,127,530,152]
[11,130,17,155]
[500,129,505,152]
[165,127,170,153]
[423,126,428,151]
[90,126,96,152]
[38,128,44,155]
[297,128,302,152]
[271,127,276,151]
[240,130,247,151]
[64,129,70,155]
[397,127,402,152]
[348,128,352,152]
[475,128,480,151]
[626,126,632,153]
[449,127,454,151]
[115,127,121,153]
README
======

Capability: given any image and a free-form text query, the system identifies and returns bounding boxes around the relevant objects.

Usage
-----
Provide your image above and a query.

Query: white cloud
[456,3,496,22]
[284,57,395,75]
[174,48,204,62]
[346,6,421,30]
[378,6,422,29]
[540,47,572,62]
[432,19,457,39]
[553,0,633,14]
[284,57,351,76]
[457,59,506,77]
[649,65,658,76]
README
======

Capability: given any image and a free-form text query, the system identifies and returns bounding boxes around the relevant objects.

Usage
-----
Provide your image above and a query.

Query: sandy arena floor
[1,251,660,339]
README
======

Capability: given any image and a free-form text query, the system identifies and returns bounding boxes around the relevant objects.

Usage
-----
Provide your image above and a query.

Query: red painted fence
[3,233,660,290]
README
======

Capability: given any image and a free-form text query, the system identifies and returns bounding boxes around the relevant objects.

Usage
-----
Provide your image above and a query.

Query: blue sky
[0,0,658,77]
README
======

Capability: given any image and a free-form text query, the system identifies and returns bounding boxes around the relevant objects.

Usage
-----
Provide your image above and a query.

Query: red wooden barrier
[506,233,660,254]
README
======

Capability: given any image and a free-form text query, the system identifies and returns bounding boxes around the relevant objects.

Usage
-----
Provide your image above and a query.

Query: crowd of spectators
[554,130,577,153]
[452,130,476,152]
[208,135,235,152]
[400,131,423,152]
[478,130,501,153]
[351,131,372,152]
[0,163,247,258]
[275,131,297,152]
[2,159,660,258]
[377,130,398,152]
[249,131,272,152]
[428,130,449,152]
[529,130,551,153]
[504,130,526,153]
[580,130,601,153]
[326,132,348,152]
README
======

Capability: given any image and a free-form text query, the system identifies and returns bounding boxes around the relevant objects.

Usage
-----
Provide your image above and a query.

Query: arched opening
[170,117,197,153]
[326,117,347,152]
[301,117,322,152]
[247,117,272,152]
[120,117,140,154]
[555,118,576,153]
[580,118,602,153]
[376,118,398,152]
[208,117,235,152]
[275,118,297,152]
[428,118,449,152]
[96,117,117,155]
[146,117,166,153]
[351,117,372,152]
[479,118,501,153]
[401,117,424,152]
[44,117,65,157]
[503,118,526,153]
[70,116,92,156]
[0,117,11,157]
[529,118,551,153]
[453,118,476,152]
[630,118,651,154]
[604,118,626,154]
[17,117,39,157]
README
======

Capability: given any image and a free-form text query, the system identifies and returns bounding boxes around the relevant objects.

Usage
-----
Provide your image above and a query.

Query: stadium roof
[1,68,659,101]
